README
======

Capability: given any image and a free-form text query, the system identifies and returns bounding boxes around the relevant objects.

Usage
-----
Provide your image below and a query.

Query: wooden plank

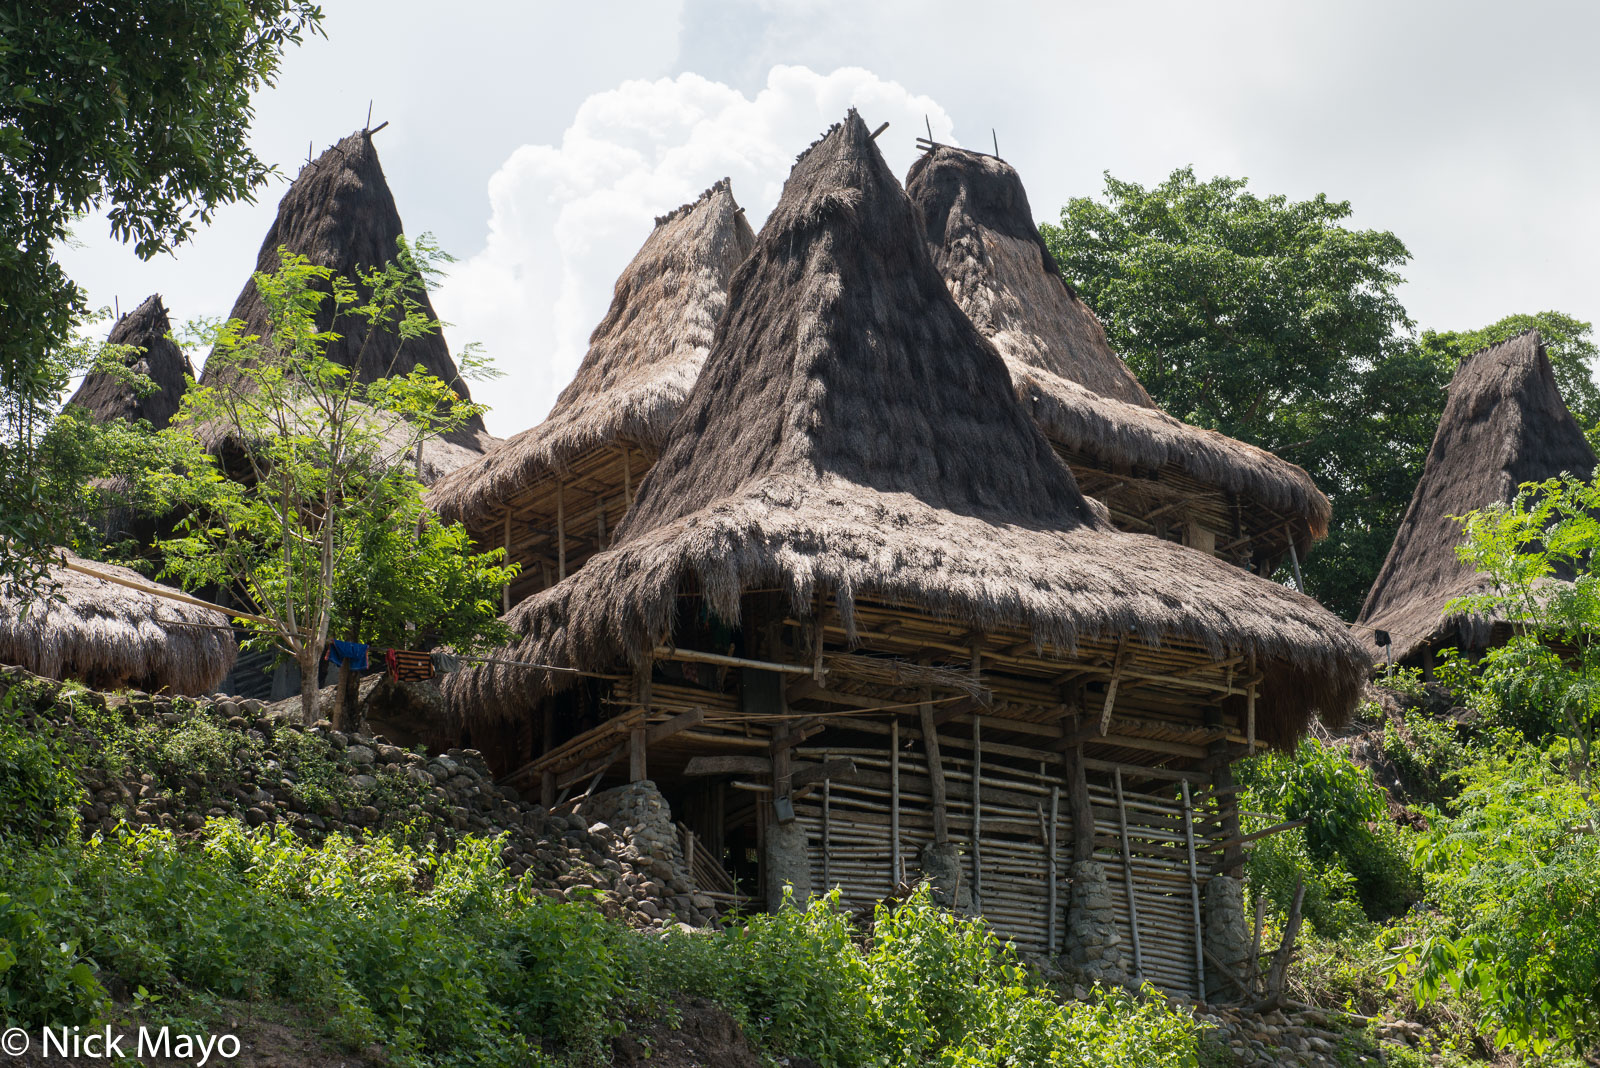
[646,706,705,745]
[1099,637,1127,734]
[683,754,771,777]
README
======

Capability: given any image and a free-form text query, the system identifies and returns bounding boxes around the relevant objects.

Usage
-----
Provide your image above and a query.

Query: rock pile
[2,667,716,930]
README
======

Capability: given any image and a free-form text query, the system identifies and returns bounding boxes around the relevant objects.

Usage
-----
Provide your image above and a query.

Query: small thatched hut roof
[426,179,756,529]
[446,112,1368,746]
[200,128,497,468]
[66,294,192,429]
[905,145,1330,560]
[1356,331,1597,663]
[0,552,237,695]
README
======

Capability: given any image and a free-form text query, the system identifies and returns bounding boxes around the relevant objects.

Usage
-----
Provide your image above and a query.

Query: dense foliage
[0,0,322,599]
[0,697,1208,1067]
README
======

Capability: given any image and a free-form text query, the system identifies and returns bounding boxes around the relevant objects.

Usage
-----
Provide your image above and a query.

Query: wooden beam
[971,714,983,908]
[556,742,625,792]
[645,706,705,745]
[1068,746,1094,861]
[555,479,567,580]
[1099,636,1127,734]
[628,726,647,782]
[684,754,770,777]
[656,645,812,676]
[792,757,858,789]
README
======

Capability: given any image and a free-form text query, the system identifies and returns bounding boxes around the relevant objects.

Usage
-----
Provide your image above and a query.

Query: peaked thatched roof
[905,145,1330,546]
[66,294,192,429]
[200,129,496,462]
[425,179,756,526]
[445,112,1368,743]
[0,552,237,695]
[1357,331,1597,662]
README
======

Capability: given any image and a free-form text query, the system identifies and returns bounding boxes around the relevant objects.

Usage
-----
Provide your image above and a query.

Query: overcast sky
[58,0,1600,438]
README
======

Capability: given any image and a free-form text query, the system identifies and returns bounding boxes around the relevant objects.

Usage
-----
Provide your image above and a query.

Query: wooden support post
[1068,746,1094,861]
[918,684,949,846]
[501,511,512,611]
[971,714,983,908]
[629,726,647,782]
[890,718,902,887]
[596,493,607,548]
[1181,780,1207,1000]
[1114,768,1145,981]
[1287,531,1305,593]
[822,776,832,890]
[556,480,567,580]
[1045,784,1059,954]
[620,446,632,507]
[540,770,555,808]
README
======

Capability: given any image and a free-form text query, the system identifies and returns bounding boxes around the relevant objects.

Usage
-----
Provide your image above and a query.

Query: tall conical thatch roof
[1357,331,1597,662]
[425,180,756,528]
[0,552,237,695]
[66,295,192,429]
[905,145,1330,558]
[200,129,496,464]
[446,112,1368,744]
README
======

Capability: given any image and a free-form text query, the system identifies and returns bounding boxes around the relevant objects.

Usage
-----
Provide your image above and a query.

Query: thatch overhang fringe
[66,294,192,430]
[445,112,1368,746]
[199,128,498,470]
[424,180,756,530]
[1,551,237,695]
[905,145,1330,558]
[1356,331,1597,663]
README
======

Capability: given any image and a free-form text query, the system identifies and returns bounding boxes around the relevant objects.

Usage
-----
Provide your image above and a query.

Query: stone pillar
[919,842,971,909]
[1203,874,1252,1002]
[1061,860,1126,984]
[764,819,812,911]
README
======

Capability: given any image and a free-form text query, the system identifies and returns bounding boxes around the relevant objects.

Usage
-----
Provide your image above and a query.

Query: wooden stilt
[556,480,567,580]
[918,685,949,845]
[1045,784,1059,954]
[1247,652,1258,753]
[890,718,902,886]
[629,726,647,782]
[621,446,632,507]
[972,714,984,908]
[1115,768,1146,981]
[540,770,555,808]
[1068,746,1094,861]
[1181,780,1207,1000]
[596,493,607,548]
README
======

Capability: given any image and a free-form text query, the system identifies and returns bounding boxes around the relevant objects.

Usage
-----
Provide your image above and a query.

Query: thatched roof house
[905,145,1329,572]
[200,128,497,480]
[425,180,755,600]
[0,552,237,695]
[66,294,192,430]
[450,113,1365,736]
[1357,331,1597,666]
[445,113,1366,995]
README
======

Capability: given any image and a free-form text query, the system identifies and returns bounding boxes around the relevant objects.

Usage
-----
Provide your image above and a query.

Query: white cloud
[434,65,957,438]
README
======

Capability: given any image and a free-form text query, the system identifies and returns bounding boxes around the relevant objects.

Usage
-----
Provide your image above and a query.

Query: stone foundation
[1203,874,1253,1002]
[919,842,972,909]
[580,781,693,893]
[1061,859,1126,984]
[764,819,812,910]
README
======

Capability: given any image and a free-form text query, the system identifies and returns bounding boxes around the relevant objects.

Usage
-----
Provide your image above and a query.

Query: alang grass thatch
[445,111,1369,747]
[1357,331,1598,665]
[199,128,497,479]
[423,180,755,591]
[905,145,1330,567]
[65,294,193,430]
[0,551,236,695]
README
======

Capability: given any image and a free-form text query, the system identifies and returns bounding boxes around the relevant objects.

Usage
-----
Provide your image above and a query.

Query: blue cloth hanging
[325,640,369,671]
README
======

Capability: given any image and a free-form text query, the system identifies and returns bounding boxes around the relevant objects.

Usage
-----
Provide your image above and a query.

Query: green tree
[150,244,513,723]
[1041,167,1438,617]
[0,0,323,597]
[1421,311,1600,431]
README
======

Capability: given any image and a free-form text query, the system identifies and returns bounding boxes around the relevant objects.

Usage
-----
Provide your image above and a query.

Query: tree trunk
[333,661,352,731]
[299,647,321,725]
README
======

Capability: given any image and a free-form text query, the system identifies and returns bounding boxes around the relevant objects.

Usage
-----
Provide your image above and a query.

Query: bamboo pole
[1181,780,1207,1000]
[823,777,832,890]
[556,480,567,579]
[1115,768,1146,981]
[891,719,902,886]
[919,685,949,845]
[972,714,983,908]
[1046,784,1059,955]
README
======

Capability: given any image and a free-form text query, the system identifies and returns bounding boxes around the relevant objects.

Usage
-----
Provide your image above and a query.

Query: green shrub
[0,697,81,843]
